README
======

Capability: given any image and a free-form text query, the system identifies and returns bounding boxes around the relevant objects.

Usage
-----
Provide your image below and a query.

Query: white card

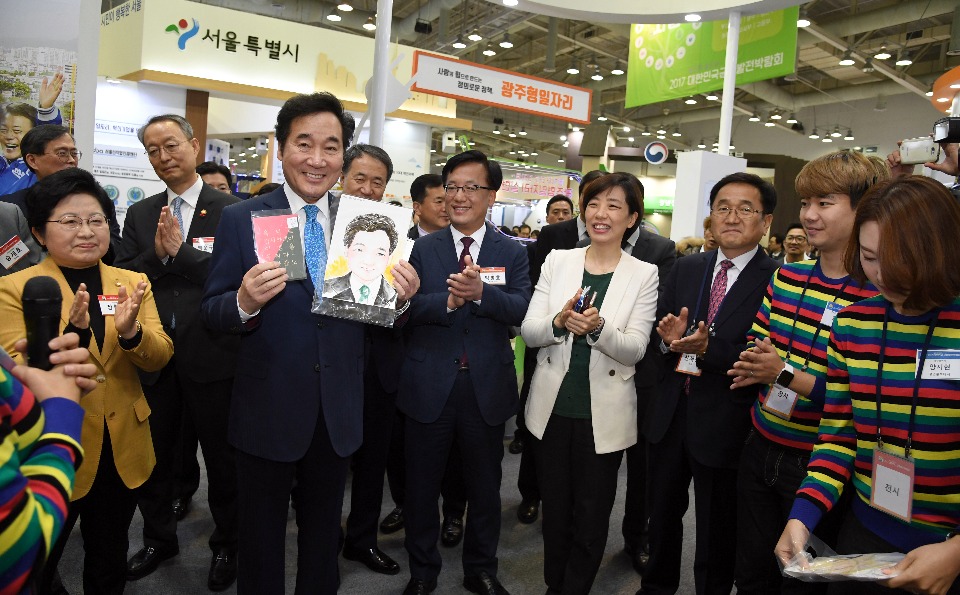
[0,235,29,270]
[762,384,799,419]
[675,353,701,376]
[918,350,960,380]
[871,449,914,523]
[821,302,843,328]
[479,267,506,285]
[98,295,118,316]
[192,236,215,253]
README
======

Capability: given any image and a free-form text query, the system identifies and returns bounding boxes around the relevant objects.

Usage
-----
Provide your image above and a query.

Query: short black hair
[252,182,281,197]
[709,172,777,214]
[26,168,112,233]
[343,144,393,183]
[519,224,531,232]
[196,161,233,187]
[410,173,443,203]
[785,222,805,236]
[343,213,399,254]
[441,150,502,190]
[137,114,193,145]
[768,232,783,244]
[579,170,607,197]
[275,92,356,151]
[4,103,37,123]
[20,124,73,173]
[546,194,574,213]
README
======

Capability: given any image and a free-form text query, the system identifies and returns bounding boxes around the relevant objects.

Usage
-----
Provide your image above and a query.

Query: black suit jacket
[114,183,240,384]
[647,248,776,469]
[1,186,123,264]
[529,218,579,286]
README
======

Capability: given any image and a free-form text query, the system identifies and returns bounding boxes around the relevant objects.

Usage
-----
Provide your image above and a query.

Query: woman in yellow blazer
[0,169,172,594]
[521,172,658,595]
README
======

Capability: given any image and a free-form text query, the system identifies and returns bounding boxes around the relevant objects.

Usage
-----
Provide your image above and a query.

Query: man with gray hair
[115,114,241,591]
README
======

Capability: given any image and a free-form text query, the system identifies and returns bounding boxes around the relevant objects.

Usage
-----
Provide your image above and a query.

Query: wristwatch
[775,362,795,387]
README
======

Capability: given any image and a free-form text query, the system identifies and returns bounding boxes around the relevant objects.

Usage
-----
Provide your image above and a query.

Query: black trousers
[735,431,845,595]
[345,366,398,550]
[404,371,504,581]
[135,361,238,553]
[235,408,348,595]
[173,408,201,501]
[516,344,540,503]
[643,399,739,595]
[535,414,623,595]
[621,426,648,551]
[37,427,139,595]
[385,409,467,519]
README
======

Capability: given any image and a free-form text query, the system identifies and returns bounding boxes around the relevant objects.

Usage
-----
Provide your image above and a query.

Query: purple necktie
[684,259,733,394]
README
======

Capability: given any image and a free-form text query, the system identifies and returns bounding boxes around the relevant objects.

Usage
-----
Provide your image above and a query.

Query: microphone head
[22,276,63,318]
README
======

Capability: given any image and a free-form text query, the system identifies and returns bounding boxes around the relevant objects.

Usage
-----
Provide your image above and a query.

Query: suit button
[609,369,616,376]
[454,358,460,365]
[547,357,551,364]
[173,290,180,297]
[464,328,469,334]
[314,364,322,372]
[317,321,324,329]
[95,374,106,383]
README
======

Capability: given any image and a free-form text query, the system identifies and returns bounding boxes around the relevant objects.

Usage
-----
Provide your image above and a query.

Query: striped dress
[0,369,83,594]
[790,295,960,552]
[749,260,878,451]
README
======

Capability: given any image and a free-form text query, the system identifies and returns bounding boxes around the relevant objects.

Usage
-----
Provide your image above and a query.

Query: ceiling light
[248,145,257,151]
[844,130,855,140]
[926,89,935,96]
[563,141,569,147]
[611,65,624,76]
[830,126,842,137]
[838,50,855,66]
[770,111,782,120]
[337,2,353,11]
[697,139,706,149]
[656,125,667,134]
[685,96,697,105]
[452,35,466,49]
[597,113,607,121]
[938,97,951,103]
[363,16,377,31]
[622,125,630,132]
[797,10,810,28]
[729,143,735,150]
[862,58,875,73]
[712,141,719,147]
[656,134,666,139]
[482,43,496,56]
[672,126,682,137]
[492,126,501,134]
[560,134,567,141]
[531,152,538,156]
[809,129,820,139]
[326,12,342,21]
[951,83,960,89]
[764,119,775,127]
[499,34,513,48]
[509,150,517,154]
[874,44,891,60]
[705,93,719,101]
[558,159,564,163]
[430,148,436,153]
[685,13,701,22]
[591,67,603,81]
[628,136,635,142]
[239,152,247,157]
[502,0,518,5]
[572,126,581,132]
[518,127,527,135]
[749,113,761,122]
[508,131,517,138]
[468,29,483,42]
[822,137,833,143]
[641,127,651,136]
[895,51,912,66]
[786,112,798,124]
[566,63,580,75]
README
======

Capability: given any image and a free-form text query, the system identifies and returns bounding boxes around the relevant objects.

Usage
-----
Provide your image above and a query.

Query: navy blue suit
[201,187,364,594]
[398,222,530,581]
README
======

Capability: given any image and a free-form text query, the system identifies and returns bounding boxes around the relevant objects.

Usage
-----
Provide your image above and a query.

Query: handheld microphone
[22,276,62,371]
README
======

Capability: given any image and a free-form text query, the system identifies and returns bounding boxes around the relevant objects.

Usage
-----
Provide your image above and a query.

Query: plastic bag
[779,530,903,582]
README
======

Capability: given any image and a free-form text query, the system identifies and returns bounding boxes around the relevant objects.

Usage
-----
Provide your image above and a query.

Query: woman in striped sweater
[776,176,960,594]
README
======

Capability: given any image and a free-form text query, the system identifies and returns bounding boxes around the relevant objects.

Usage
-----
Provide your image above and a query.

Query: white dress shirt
[713,245,760,294]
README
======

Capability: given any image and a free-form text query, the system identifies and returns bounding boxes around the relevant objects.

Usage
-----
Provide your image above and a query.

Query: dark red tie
[457,237,474,369]
[684,259,733,394]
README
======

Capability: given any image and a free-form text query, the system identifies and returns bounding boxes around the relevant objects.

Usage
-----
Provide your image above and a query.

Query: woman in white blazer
[521,172,659,595]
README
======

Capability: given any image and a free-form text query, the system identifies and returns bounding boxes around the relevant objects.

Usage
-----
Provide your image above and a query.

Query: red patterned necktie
[708,259,734,324]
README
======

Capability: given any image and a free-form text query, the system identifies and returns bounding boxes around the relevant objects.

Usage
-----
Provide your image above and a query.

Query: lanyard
[782,261,853,371]
[874,303,941,457]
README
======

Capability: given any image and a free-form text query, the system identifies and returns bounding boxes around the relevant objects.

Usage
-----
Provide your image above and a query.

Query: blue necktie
[171,196,185,238]
[303,204,327,295]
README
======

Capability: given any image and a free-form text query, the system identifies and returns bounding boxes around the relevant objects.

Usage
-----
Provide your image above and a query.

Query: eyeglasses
[443,184,495,197]
[145,140,189,160]
[712,205,764,219]
[45,149,81,162]
[351,175,386,191]
[784,235,807,243]
[47,214,109,230]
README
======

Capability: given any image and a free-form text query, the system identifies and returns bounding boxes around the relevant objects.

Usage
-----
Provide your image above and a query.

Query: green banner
[644,195,674,213]
[625,7,798,108]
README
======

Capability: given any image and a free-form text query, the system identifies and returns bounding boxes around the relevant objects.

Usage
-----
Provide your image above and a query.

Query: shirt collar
[717,245,760,271]
[166,175,202,207]
[284,184,330,219]
[624,226,641,250]
[451,223,487,250]
[576,217,588,241]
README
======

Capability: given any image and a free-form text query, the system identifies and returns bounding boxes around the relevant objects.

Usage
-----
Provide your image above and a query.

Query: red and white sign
[411,51,592,125]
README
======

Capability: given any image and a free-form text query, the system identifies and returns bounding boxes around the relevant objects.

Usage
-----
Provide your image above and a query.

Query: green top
[553,269,614,419]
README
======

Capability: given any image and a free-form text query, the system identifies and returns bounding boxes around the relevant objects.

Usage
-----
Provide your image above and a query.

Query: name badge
[918,350,960,380]
[675,353,701,376]
[762,384,799,419]
[479,267,506,285]
[870,448,914,523]
[192,236,215,253]
[821,302,843,328]
[0,235,29,270]
[98,295,119,316]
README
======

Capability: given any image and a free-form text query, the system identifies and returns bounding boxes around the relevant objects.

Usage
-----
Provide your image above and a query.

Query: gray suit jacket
[0,202,41,276]
[322,272,397,307]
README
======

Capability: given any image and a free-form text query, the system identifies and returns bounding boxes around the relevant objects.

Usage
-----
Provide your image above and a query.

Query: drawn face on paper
[345,230,391,284]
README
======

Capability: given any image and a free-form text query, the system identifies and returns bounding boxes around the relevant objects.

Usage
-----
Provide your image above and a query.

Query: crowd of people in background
[0,88,959,595]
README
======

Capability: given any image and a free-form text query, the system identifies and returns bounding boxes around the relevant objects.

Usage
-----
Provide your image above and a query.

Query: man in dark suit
[1,124,122,264]
[639,172,778,595]
[0,201,40,276]
[383,173,468,548]
[114,114,241,591]
[397,150,531,595]
[201,93,419,594]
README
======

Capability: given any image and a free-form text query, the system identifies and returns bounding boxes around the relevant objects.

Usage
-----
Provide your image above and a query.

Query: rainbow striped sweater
[748,260,878,452]
[790,295,960,552]
[0,370,83,594]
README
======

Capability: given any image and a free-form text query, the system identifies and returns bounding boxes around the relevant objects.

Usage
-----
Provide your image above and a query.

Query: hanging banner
[625,7,798,108]
[411,51,592,125]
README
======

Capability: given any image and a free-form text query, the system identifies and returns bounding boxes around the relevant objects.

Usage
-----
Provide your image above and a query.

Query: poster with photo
[311,194,414,327]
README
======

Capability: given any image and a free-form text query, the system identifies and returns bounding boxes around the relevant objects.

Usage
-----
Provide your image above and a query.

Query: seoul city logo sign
[166,18,200,50]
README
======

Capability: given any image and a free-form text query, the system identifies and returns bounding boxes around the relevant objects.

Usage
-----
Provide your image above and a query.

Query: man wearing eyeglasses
[114,114,241,591]
[396,150,530,595]
[640,172,777,595]
[1,124,122,264]
[782,223,809,264]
